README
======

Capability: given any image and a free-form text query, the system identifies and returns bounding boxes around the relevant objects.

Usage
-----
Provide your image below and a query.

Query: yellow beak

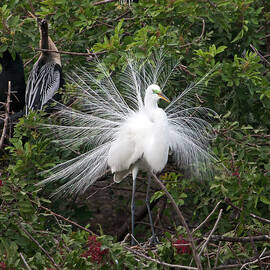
[158,93,170,103]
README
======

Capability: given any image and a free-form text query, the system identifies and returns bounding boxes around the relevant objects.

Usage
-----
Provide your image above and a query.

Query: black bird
[0,50,26,113]
[25,19,64,114]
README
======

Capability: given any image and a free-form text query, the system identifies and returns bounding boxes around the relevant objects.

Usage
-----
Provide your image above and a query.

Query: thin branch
[24,52,40,68]
[208,234,270,243]
[30,200,95,235]
[93,0,116,5]
[179,17,205,49]
[19,253,32,270]
[240,249,268,270]
[152,173,202,270]
[19,225,61,270]
[35,48,106,57]
[213,250,270,270]
[125,246,198,270]
[0,81,11,149]
[225,198,270,225]
[214,242,222,268]
[192,201,222,234]
[250,44,270,67]
[196,18,205,42]
[199,209,223,256]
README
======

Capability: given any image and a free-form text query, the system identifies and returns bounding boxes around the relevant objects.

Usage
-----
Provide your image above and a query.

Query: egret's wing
[41,142,110,196]
[107,113,147,175]
[25,62,61,114]
[167,105,216,177]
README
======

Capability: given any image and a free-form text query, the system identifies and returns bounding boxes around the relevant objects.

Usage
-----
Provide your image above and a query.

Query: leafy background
[0,0,270,269]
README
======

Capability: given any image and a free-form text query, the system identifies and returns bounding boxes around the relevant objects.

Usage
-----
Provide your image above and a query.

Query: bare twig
[93,0,116,5]
[209,234,270,243]
[213,251,270,270]
[214,242,222,268]
[125,246,198,270]
[30,200,95,235]
[19,253,32,270]
[35,48,106,57]
[152,173,202,270]
[19,225,61,270]
[196,18,205,42]
[199,209,223,256]
[206,0,217,8]
[248,232,263,270]
[0,81,11,149]
[240,248,268,270]
[193,201,222,234]
[225,198,270,225]
[250,44,270,67]
[179,17,205,49]
[24,52,40,68]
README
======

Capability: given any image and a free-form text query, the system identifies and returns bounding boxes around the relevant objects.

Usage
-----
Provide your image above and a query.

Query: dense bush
[1,0,270,269]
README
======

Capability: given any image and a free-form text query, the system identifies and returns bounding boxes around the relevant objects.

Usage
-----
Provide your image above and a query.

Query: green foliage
[1,0,270,268]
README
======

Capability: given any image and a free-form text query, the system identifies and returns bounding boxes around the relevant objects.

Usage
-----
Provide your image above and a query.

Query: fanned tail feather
[39,52,218,197]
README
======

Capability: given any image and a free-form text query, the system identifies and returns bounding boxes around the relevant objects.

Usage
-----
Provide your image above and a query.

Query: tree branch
[152,173,202,270]
[125,246,198,270]
[19,225,61,270]
[0,81,11,149]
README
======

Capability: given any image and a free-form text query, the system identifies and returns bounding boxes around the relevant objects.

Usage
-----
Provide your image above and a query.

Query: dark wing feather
[25,61,61,114]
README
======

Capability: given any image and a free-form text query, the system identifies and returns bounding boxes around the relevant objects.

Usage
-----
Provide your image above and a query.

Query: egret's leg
[146,173,158,244]
[131,175,136,246]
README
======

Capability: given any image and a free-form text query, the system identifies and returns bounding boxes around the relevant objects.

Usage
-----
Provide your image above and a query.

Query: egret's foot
[149,234,159,246]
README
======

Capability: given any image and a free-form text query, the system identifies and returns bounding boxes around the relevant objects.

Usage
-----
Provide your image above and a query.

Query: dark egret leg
[146,173,158,245]
[131,167,138,245]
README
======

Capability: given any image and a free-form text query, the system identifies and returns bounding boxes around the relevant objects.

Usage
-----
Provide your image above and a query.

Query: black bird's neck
[40,20,49,50]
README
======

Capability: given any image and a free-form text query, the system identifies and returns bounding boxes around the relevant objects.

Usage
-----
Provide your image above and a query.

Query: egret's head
[147,84,170,103]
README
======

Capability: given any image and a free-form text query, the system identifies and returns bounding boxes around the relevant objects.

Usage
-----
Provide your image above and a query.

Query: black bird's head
[38,19,48,37]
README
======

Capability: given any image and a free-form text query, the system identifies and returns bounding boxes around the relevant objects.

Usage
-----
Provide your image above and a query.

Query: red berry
[173,236,191,254]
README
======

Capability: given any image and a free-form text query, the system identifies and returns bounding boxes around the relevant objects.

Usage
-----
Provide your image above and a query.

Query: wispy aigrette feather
[39,52,217,196]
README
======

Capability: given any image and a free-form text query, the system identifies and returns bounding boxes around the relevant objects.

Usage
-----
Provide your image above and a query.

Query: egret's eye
[152,89,161,94]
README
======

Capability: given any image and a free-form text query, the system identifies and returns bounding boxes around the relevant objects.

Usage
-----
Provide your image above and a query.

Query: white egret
[25,19,64,114]
[39,52,216,244]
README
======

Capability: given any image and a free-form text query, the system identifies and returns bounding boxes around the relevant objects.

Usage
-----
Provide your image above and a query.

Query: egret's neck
[144,91,158,111]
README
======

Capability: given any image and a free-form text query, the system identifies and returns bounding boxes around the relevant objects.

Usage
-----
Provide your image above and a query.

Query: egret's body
[108,85,169,182]
[40,53,216,244]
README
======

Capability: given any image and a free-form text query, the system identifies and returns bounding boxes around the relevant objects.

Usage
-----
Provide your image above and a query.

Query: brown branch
[30,200,95,235]
[213,252,270,270]
[225,198,270,225]
[196,18,205,42]
[35,48,106,57]
[19,253,32,270]
[152,173,202,270]
[192,201,222,234]
[125,246,198,270]
[214,242,222,268]
[93,0,117,5]
[19,225,61,270]
[250,44,270,67]
[208,234,270,243]
[179,17,205,49]
[0,81,11,149]
[24,52,40,68]
[199,209,223,256]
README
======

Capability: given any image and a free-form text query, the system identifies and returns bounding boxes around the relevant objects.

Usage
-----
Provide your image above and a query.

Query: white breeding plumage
[40,52,216,244]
